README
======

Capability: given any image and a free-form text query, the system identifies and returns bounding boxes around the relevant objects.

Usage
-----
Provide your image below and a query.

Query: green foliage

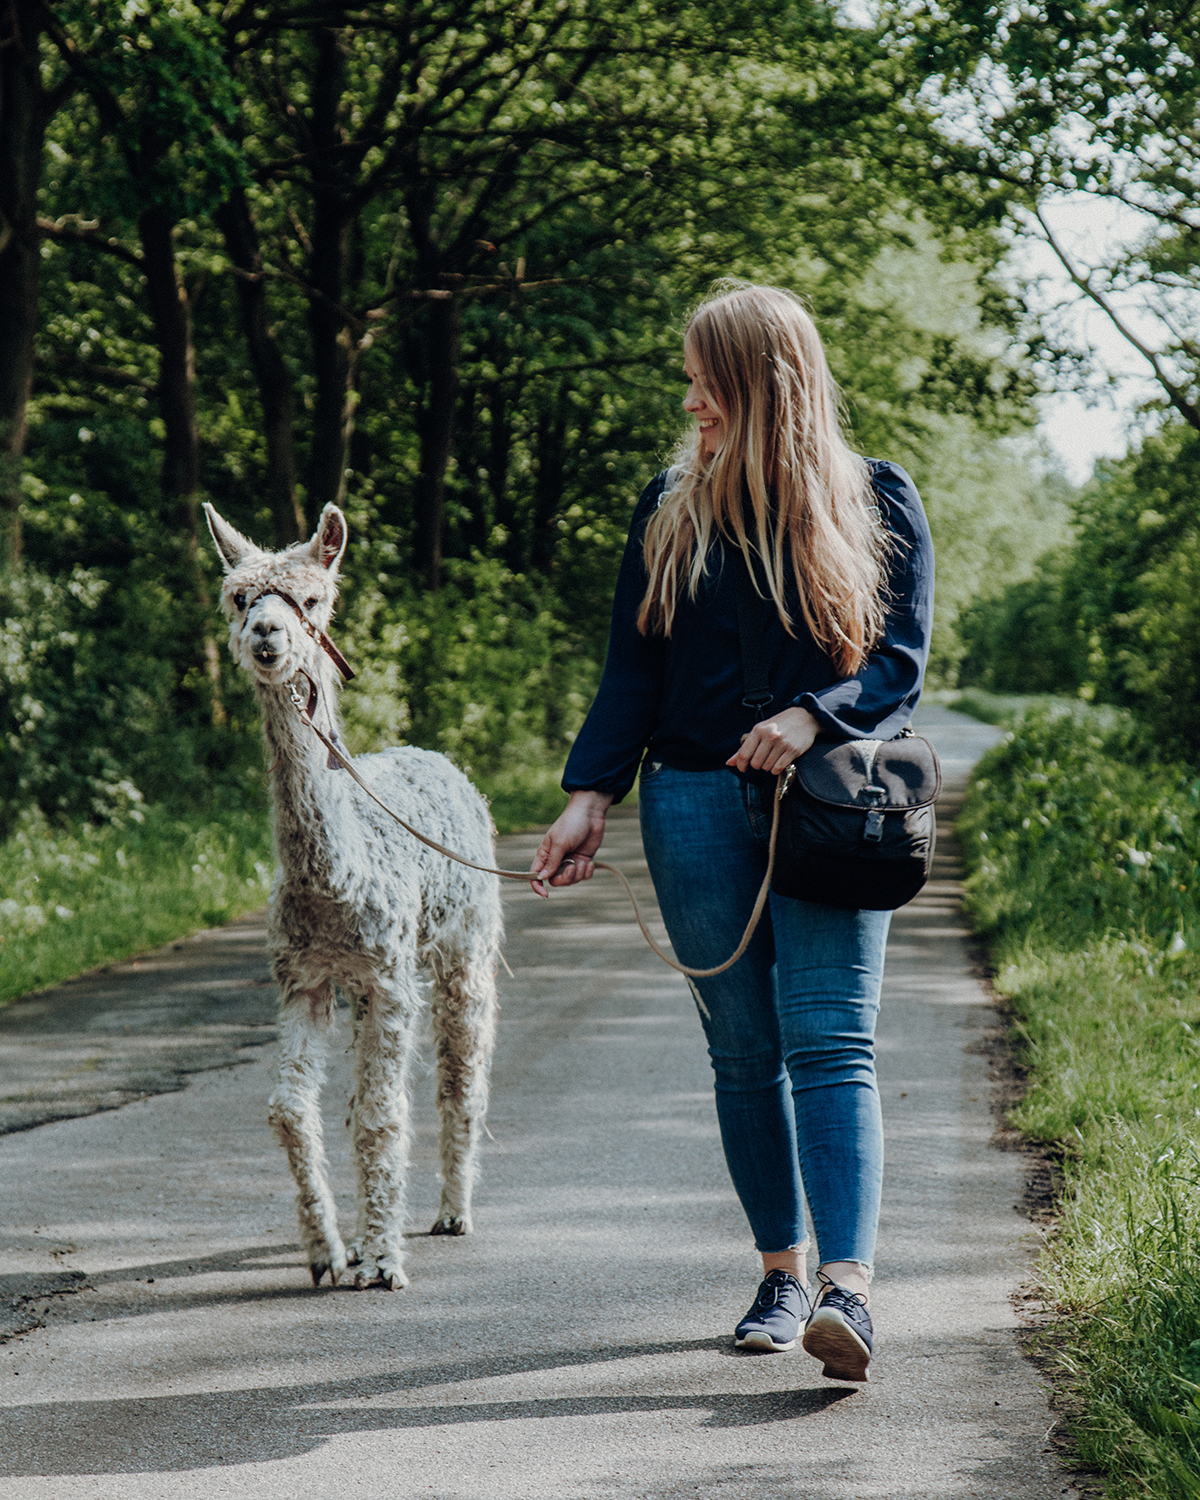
[957,547,1087,695]
[962,708,1200,1495]
[0,801,273,1006]
[907,0,1200,432]
[961,708,1200,953]
[958,421,1200,748]
[1067,424,1200,750]
[339,553,596,780]
[58,0,245,220]
[0,0,1055,998]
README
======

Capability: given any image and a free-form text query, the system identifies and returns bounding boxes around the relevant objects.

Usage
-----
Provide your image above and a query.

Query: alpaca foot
[352,1252,408,1290]
[307,1236,348,1288]
[345,1241,363,1266]
[430,1212,472,1236]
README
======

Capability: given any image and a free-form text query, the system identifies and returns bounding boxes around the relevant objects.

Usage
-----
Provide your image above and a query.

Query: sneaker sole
[801,1309,871,1381]
[735,1331,798,1352]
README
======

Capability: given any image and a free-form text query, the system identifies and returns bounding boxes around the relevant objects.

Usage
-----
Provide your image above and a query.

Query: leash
[284,667,783,980]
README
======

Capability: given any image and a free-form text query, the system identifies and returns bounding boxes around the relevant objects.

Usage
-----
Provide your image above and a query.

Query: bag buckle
[863,783,887,843]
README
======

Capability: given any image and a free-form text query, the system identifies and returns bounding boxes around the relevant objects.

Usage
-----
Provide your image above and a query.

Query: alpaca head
[203,503,349,688]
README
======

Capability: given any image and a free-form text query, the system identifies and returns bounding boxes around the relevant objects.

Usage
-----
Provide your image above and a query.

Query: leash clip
[288,668,319,721]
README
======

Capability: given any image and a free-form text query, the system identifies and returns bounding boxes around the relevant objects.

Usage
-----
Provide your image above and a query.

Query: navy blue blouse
[561,460,935,803]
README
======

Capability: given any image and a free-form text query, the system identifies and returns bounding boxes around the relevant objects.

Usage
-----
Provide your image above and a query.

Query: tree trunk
[139,204,200,502]
[413,294,461,591]
[307,26,355,513]
[138,203,225,724]
[0,0,47,572]
[216,190,304,544]
[488,376,521,569]
[530,396,567,573]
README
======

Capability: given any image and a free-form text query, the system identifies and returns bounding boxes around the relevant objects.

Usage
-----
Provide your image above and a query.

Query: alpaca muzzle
[245,587,355,682]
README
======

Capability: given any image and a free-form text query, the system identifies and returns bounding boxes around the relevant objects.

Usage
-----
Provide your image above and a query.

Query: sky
[1015,193,1166,486]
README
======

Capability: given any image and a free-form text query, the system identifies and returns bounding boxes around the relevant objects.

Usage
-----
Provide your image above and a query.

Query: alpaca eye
[304,596,319,611]
[233,593,246,611]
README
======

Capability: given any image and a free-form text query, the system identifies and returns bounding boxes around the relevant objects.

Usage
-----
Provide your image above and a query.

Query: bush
[338,555,592,829]
[961,708,1200,953]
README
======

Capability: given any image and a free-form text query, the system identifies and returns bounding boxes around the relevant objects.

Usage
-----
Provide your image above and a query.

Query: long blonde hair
[637,284,889,677]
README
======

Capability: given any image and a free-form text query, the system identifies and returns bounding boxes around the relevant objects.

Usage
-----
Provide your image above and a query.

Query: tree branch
[37,216,143,267]
[1033,202,1200,431]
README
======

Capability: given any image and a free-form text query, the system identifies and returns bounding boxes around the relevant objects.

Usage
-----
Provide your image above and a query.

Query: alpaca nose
[252,620,280,639]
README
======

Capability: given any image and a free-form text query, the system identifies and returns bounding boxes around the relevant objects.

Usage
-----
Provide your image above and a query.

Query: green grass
[0,802,276,1006]
[0,755,570,1008]
[476,760,573,835]
[962,708,1200,1496]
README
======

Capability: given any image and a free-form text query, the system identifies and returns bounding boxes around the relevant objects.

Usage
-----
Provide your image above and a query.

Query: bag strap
[734,552,776,716]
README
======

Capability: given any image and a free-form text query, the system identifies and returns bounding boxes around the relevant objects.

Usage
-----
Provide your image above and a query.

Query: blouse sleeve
[792,461,934,740]
[560,475,669,802]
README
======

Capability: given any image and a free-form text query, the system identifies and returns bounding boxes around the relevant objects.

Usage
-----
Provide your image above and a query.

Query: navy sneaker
[734,1270,812,1352]
[802,1272,873,1381]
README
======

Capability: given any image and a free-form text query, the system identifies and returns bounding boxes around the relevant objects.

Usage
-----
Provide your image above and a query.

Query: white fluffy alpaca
[204,501,502,1290]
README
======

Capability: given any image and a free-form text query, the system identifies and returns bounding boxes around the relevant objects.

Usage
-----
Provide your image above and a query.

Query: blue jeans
[638,763,891,1266]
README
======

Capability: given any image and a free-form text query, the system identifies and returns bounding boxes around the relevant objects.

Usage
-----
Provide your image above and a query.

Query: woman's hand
[529,790,615,897]
[726,705,821,776]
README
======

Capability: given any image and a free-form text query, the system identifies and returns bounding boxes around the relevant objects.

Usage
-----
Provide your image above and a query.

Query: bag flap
[795,737,942,810]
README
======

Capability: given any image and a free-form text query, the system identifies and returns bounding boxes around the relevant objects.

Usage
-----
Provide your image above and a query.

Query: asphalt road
[0,705,1081,1499]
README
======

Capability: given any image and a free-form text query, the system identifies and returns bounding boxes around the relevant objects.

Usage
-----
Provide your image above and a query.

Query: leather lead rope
[286,670,781,980]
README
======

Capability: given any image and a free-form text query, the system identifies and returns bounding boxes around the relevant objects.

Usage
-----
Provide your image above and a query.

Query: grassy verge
[0,803,275,1007]
[0,757,568,1009]
[962,708,1200,1496]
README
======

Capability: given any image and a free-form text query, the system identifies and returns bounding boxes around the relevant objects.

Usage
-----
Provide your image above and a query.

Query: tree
[38,0,247,714]
[220,0,936,585]
[907,0,1200,431]
[0,0,74,569]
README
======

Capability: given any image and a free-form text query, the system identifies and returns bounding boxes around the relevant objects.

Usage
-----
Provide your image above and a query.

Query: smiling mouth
[698,418,718,429]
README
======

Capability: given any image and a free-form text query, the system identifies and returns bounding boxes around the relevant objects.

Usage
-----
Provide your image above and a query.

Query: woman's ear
[307,505,348,572]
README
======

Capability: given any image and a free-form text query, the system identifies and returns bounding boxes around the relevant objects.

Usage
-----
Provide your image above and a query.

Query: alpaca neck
[259,666,353,888]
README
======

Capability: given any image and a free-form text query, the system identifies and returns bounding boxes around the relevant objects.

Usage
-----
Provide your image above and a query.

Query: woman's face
[683,343,727,456]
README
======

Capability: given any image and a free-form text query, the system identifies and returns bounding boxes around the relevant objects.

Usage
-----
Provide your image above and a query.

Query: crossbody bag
[734,558,941,911]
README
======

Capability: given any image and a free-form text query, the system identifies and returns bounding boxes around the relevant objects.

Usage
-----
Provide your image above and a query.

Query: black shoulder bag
[734,562,941,911]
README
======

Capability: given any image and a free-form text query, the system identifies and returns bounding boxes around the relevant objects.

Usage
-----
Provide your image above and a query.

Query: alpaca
[204,501,502,1290]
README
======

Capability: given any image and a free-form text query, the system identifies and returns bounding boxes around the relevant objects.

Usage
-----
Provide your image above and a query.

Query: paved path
[0,706,1079,1499]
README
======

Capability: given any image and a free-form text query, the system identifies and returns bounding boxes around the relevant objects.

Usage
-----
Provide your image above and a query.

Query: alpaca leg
[350,983,419,1289]
[429,948,499,1236]
[343,995,371,1269]
[267,985,347,1286]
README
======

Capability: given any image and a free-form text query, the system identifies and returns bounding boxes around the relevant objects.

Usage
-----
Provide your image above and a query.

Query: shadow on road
[0,1350,855,1476]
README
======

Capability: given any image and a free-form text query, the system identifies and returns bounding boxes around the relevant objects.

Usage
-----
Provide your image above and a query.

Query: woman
[529,283,933,1383]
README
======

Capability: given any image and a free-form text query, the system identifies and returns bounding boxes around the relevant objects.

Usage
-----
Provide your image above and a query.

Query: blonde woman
[530,284,933,1383]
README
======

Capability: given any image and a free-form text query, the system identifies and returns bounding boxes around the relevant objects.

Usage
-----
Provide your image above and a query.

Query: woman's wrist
[567,789,615,815]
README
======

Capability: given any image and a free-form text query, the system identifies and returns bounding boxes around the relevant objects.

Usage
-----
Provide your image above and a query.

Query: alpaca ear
[308,504,348,572]
[203,503,261,572]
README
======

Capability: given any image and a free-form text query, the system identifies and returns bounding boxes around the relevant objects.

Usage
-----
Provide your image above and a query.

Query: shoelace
[814,1270,869,1318]
[757,1271,802,1309]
